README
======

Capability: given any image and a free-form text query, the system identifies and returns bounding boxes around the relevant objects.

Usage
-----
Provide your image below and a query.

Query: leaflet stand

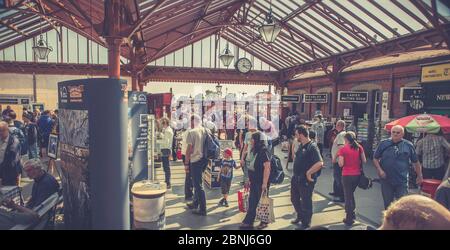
[131,114,167,230]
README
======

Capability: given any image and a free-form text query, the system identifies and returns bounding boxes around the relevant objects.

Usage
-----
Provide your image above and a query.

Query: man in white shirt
[330,120,346,202]
[185,114,208,216]
[160,118,174,189]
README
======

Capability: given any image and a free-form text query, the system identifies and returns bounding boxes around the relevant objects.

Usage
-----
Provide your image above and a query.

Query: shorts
[221,178,232,195]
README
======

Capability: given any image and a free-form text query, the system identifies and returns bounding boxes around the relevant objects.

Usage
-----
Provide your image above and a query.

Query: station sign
[400,87,423,103]
[338,91,368,103]
[303,93,328,103]
[0,95,32,105]
[421,62,450,83]
[281,95,300,103]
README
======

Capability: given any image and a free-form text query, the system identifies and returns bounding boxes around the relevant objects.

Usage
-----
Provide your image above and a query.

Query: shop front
[420,61,450,116]
[338,86,390,158]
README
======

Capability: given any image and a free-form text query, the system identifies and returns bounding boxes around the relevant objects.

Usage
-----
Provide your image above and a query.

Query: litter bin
[421,179,442,199]
[131,180,167,230]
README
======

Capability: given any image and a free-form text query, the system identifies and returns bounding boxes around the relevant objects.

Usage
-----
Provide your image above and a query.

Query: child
[218,148,239,207]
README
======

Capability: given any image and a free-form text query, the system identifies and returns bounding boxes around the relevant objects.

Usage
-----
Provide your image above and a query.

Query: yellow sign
[421,62,450,83]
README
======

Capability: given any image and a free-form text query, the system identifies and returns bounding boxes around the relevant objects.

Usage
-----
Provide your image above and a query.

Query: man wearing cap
[218,148,239,207]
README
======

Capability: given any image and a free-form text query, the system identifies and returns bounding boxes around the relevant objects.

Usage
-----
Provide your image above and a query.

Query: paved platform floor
[18,145,419,230]
[157,147,379,230]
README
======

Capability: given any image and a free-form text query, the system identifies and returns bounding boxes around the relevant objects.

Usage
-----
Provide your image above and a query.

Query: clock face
[235,58,252,73]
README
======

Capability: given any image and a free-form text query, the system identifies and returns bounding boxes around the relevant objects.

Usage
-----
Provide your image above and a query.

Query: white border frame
[303,93,328,103]
[337,91,369,103]
[400,87,422,103]
[47,134,58,159]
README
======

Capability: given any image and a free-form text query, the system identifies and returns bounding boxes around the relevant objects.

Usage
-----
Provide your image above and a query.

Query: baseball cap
[224,148,233,157]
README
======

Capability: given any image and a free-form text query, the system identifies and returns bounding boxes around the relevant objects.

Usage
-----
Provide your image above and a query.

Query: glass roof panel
[293,14,347,52]
[381,0,429,30]
[422,0,450,22]
[304,9,363,48]
[323,1,382,42]
[400,0,431,28]
[356,0,410,36]
[254,1,335,56]
[344,0,401,38]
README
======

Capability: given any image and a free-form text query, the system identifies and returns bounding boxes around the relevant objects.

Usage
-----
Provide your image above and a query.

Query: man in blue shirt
[373,125,423,209]
[23,159,60,209]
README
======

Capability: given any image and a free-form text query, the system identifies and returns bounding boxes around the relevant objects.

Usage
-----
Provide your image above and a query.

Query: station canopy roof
[1,0,449,78]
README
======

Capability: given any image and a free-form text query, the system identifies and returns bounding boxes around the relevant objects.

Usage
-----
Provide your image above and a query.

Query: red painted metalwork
[1,0,449,85]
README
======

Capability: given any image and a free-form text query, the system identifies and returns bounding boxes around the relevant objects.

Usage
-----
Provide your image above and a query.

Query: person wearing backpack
[239,131,272,230]
[4,115,26,157]
[185,114,212,216]
[337,131,366,226]
[23,112,39,159]
[290,125,323,229]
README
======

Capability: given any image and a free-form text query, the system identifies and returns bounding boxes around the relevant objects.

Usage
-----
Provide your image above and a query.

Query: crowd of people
[2,103,450,230]
[170,108,450,230]
[0,106,60,229]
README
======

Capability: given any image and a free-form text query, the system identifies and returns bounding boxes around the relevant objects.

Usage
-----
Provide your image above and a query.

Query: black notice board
[281,95,300,103]
[303,94,328,103]
[338,91,368,103]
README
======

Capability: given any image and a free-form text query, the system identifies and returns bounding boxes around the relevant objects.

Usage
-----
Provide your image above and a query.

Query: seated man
[23,159,60,209]
[379,194,450,230]
[0,194,38,230]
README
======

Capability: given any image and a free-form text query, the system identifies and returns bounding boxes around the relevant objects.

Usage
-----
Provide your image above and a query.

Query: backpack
[202,128,220,160]
[269,154,285,184]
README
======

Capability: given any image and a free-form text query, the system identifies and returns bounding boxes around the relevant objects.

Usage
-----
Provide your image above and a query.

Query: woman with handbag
[160,118,174,189]
[239,131,271,230]
[337,131,366,226]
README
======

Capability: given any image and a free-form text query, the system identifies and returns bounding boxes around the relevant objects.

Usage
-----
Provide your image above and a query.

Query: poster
[58,81,91,229]
[128,91,149,182]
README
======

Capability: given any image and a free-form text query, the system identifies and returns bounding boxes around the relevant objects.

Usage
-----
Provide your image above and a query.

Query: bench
[10,193,61,230]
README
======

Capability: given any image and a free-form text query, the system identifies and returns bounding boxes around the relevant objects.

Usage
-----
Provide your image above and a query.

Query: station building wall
[287,55,450,121]
[0,73,131,115]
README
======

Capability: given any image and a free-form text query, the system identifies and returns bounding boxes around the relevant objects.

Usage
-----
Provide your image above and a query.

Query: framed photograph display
[48,134,58,159]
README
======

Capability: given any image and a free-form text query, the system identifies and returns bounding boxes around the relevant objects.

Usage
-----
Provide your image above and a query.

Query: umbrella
[384,113,450,134]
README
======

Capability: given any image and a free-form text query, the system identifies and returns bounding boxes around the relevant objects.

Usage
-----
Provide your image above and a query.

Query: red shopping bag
[177,149,182,160]
[238,187,249,213]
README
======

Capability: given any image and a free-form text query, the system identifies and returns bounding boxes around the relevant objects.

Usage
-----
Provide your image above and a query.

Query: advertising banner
[58,78,129,230]
[128,91,149,182]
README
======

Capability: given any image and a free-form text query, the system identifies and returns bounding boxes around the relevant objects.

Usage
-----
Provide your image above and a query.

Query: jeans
[191,158,208,212]
[242,170,270,225]
[161,156,171,185]
[242,161,249,183]
[317,143,323,158]
[380,179,408,209]
[182,155,193,200]
[290,176,315,226]
[342,175,360,220]
[422,166,446,180]
[28,144,39,159]
[333,163,344,199]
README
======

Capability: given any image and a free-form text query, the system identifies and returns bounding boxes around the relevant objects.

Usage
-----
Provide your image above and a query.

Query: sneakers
[218,198,229,207]
[332,197,345,203]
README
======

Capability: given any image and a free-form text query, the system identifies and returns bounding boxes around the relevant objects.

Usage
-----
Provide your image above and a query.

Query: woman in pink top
[337,131,367,226]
